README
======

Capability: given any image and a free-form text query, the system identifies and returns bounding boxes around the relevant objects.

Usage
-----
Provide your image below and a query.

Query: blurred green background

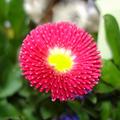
[0,0,120,120]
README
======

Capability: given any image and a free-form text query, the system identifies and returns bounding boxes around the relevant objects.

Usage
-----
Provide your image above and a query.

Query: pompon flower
[19,22,101,101]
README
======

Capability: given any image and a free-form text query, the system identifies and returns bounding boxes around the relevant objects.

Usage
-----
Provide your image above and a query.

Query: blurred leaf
[88,94,97,104]
[101,60,120,88]
[67,101,89,120]
[95,81,115,93]
[22,106,37,120]
[104,14,120,68]
[40,101,63,120]
[8,0,29,38]
[0,64,22,98]
[0,99,19,119]
[100,102,112,120]
[37,93,50,102]
[0,32,7,56]
[0,0,8,26]
[114,102,120,120]
[40,107,54,120]
[78,112,89,120]
[67,101,81,112]
[19,81,35,98]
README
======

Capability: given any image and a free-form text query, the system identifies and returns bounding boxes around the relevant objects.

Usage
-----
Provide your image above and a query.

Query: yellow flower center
[48,47,74,72]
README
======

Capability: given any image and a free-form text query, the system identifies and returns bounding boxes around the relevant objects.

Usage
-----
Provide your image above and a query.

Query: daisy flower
[19,22,101,101]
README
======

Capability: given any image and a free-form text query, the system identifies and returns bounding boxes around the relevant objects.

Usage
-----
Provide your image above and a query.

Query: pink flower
[19,22,101,101]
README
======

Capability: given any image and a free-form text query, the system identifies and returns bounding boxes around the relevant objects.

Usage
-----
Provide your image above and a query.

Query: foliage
[0,0,120,120]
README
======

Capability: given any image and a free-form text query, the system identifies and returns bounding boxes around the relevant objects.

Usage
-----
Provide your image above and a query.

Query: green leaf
[0,0,8,25]
[88,94,97,104]
[100,102,112,120]
[40,101,62,120]
[8,0,29,38]
[67,101,81,112]
[0,64,22,98]
[40,107,54,120]
[95,81,115,93]
[114,102,120,120]
[22,106,37,120]
[104,14,120,68]
[19,81,35,98]
[101,60,120,88]
[0,99,19,119]
[67,101,89,120]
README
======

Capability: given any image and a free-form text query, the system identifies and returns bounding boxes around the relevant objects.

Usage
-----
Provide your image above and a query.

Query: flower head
[19,22,101,101]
